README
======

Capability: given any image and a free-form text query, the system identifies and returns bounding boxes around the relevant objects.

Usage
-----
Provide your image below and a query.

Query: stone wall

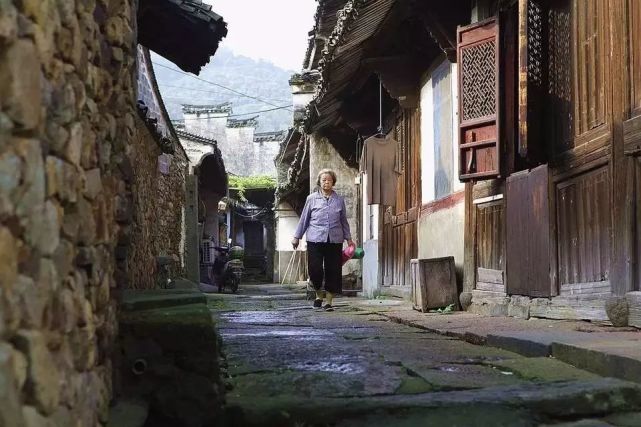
[127,117,188,289]
[0,0,137,425]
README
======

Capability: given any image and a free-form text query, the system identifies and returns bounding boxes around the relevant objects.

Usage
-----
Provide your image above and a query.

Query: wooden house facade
[458,0,640,321]
[297,0,640,324]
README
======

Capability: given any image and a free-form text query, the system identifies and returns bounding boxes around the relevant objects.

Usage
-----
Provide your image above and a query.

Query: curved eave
[138,0,228,75]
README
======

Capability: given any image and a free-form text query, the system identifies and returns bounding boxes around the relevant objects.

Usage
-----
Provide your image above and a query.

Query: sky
[206,0,317,71]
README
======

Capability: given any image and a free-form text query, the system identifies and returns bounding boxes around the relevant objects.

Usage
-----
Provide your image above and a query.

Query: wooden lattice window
[457,17,501,181]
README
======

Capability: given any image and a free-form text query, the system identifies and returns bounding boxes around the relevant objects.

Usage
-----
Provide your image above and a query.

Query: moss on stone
[486,357,599,383]
[394,376,434,395]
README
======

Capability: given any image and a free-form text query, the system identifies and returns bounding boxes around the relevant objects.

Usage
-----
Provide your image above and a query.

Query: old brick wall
[127,116,188,289]
[0,0,138,425]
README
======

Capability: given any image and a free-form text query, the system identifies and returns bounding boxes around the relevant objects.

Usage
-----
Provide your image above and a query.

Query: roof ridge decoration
[182,102,233,115]
[254,130,288,143]
[227,116,259,128]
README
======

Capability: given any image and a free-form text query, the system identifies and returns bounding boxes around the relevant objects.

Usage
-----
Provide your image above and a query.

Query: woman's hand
[347,239,355,247]
[292,237,300,249]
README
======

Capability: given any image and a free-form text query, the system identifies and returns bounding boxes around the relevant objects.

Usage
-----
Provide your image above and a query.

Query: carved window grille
[460,40,497,121]
[457,17,501,181]
[527,0,544,87]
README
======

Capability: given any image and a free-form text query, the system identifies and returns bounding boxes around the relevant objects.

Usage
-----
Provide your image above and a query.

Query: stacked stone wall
[127,117,188,289]
[0,0,137,425]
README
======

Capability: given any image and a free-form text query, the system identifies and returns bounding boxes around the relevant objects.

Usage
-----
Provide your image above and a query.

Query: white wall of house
[274,201,307,283]
[181,138,215,172]
[276,201,305,251]
[417,60,465,284]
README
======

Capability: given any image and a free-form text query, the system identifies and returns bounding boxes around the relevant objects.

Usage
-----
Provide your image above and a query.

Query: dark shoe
[323,304,334,312]
[313,299,323,309]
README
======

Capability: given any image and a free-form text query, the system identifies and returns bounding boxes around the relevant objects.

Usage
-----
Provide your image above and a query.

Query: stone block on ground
[120,289,206,311]
[627,292,641,329]
[118,297,224,426]
[167,277,198,290]
[605,296,629,327]
[107,399,149,427]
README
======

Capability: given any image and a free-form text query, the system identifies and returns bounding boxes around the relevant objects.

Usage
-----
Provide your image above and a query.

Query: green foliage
[228,175,276,202]
[429,304,455,314]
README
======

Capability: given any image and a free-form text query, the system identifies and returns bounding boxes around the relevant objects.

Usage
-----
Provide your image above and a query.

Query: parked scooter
[213,245,244,293]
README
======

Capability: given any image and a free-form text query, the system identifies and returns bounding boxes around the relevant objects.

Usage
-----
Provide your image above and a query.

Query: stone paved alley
[210,285,641,427]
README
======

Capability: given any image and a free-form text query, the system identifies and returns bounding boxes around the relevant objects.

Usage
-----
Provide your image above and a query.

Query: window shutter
[457,17,501,180]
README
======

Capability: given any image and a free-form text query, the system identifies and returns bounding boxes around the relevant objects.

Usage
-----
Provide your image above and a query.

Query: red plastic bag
[341,243,356,265]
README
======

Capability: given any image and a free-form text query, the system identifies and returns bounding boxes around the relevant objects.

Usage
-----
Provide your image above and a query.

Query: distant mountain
[152,48,294,133]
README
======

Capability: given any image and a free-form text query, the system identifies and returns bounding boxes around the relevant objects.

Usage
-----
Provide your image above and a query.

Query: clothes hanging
[359,134,401,206]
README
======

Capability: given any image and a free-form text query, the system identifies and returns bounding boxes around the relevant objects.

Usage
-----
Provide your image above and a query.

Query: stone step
[224,378,641,427]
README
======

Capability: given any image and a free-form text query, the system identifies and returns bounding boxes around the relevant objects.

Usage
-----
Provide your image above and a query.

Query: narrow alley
[2,0,641,426]
[213,285,641,426]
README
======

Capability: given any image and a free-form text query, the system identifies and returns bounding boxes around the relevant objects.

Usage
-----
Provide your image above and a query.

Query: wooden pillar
[463,181,476,293]
[609,0,633,296]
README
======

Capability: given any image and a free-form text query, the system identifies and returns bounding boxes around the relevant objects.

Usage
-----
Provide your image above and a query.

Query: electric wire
[159,84,291,104]
[152,61,293,110]
[169,104,292,122]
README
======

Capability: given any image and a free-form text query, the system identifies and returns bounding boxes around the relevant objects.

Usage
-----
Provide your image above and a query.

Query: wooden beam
[517,0,528,159]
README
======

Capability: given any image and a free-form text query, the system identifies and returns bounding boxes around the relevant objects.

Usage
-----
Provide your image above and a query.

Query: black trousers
[307,241,343,294]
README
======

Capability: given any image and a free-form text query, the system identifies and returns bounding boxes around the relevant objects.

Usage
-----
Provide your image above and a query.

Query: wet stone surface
[210,285,641,426]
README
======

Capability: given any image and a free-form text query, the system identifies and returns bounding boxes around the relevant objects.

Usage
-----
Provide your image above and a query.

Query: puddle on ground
[436,366,460,373]
[289,355,366,374]
[220,311,293,324]
[289,360,366,375]
[222,329,332,339]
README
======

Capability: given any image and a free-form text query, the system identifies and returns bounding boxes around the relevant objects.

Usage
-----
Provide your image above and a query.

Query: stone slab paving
[208,287,641,426]
[355,299,641,383]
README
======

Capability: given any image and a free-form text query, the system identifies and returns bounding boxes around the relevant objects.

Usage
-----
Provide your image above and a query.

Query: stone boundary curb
[381,312,641,384]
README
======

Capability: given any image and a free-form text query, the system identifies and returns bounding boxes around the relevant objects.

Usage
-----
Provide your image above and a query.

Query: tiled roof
[304,0,396,131]
[176,129,217,146]
[138,0,228,74]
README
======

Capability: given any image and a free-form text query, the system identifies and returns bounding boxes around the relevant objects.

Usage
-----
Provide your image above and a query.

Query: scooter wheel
[231,277,239,293]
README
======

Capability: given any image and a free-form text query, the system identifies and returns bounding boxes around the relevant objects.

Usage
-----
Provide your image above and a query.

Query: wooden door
[506,165,553,296]
[381,108,420,287]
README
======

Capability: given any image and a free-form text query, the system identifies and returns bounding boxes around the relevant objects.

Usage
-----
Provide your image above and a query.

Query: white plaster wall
[418,59,464,287]
[421,76,435,204]
[275,202,306,251]
[180,138,215,171]
[421,61,462,204]
[451,64,464,194]
[184,112,228,143]
[417,202,465,274]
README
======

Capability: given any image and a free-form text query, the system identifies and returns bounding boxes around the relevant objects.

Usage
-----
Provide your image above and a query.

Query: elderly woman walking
[292,169,353,311]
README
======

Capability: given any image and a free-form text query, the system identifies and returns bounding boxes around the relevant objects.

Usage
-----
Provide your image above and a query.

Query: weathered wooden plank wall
[475,201,505,272]
[556,166,611,285]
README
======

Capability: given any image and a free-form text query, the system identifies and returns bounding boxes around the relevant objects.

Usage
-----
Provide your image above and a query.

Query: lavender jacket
[294,190,351,244]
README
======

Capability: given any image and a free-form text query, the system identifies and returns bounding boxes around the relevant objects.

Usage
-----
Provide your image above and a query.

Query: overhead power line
[169,104,292,122]
[159,84,292,104]
[152,62,293,111]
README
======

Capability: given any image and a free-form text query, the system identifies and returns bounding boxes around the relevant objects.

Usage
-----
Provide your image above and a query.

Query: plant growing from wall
[228,175,276,202]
